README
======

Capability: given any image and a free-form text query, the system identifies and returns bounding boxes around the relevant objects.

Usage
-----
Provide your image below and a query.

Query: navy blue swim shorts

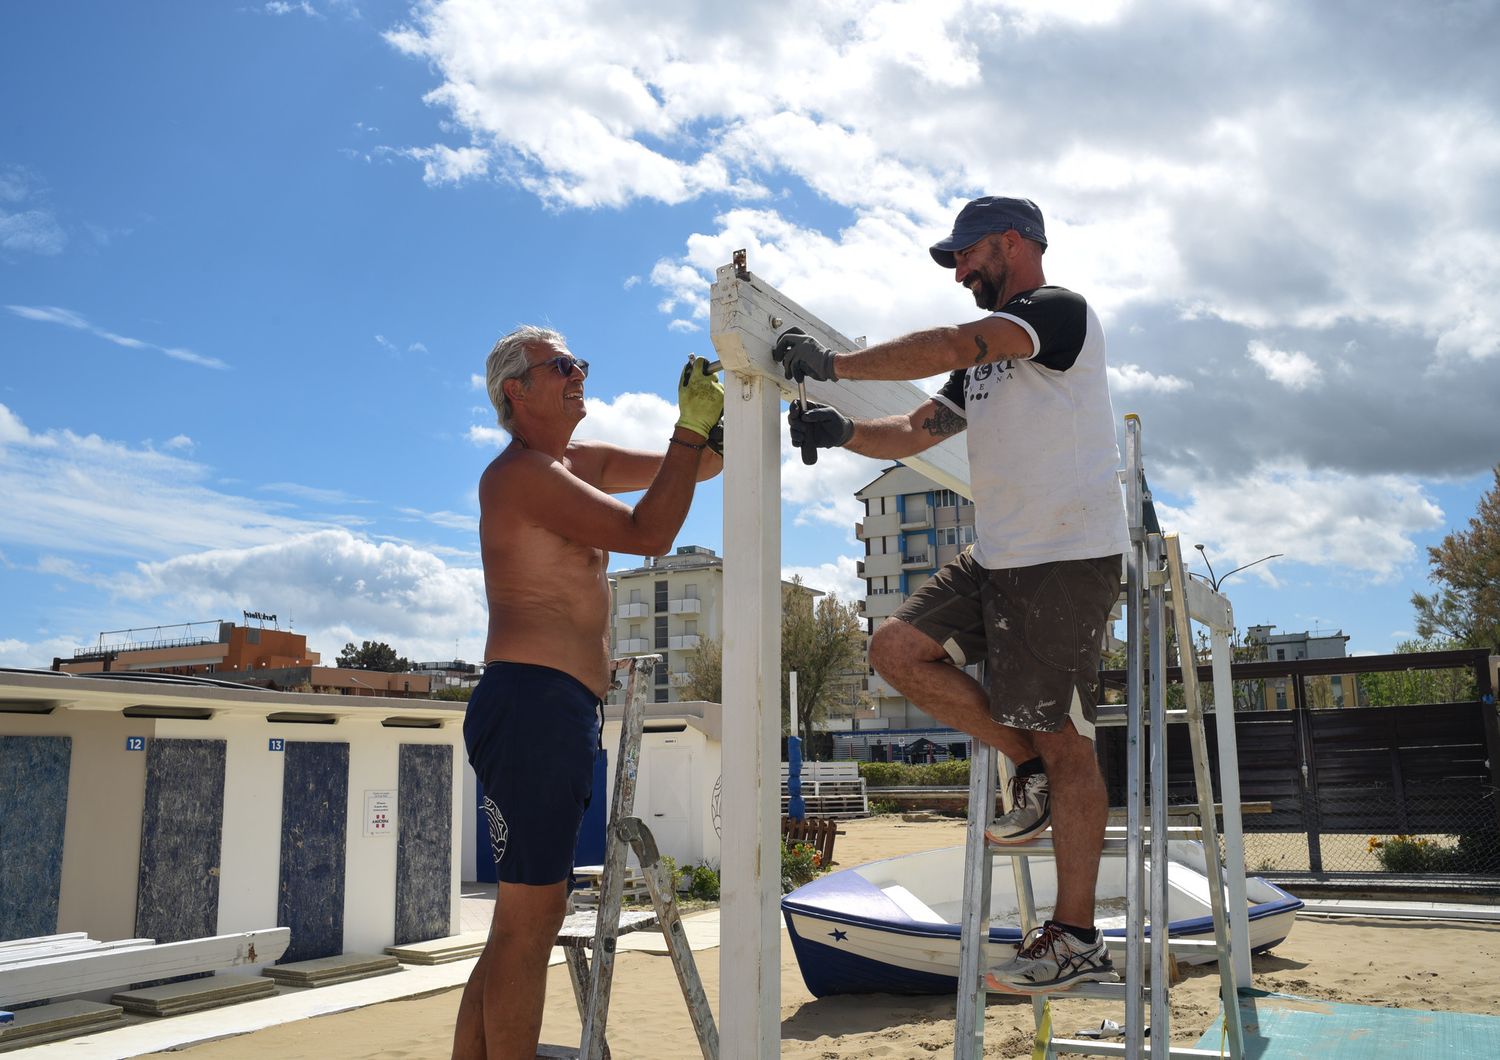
[463,661,602,886]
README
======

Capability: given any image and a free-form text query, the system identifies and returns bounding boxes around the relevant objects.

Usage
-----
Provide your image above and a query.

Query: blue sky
[2,0,1497,668]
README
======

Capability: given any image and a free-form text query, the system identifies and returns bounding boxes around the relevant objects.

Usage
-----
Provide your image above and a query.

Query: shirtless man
[454,325,723,1060]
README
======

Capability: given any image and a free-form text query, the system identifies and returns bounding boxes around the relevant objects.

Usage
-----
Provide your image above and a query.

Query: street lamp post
[1192,544,1284,591]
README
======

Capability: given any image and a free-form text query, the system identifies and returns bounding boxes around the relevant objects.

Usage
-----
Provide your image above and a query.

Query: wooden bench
[781,816,843,868]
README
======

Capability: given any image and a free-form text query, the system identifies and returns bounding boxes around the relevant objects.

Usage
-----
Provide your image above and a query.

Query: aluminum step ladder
[540,654,719,1060]
[954,415,1251,1060]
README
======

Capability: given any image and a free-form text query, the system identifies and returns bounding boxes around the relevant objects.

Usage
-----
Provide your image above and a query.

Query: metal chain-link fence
[1223,785,1500,876]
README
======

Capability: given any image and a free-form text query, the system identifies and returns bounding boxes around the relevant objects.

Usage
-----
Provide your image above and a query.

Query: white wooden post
[710,254,970,1057]
[719,366,782,1058]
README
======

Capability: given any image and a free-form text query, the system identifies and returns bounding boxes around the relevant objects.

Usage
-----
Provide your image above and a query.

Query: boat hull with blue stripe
[782,841,1301,997]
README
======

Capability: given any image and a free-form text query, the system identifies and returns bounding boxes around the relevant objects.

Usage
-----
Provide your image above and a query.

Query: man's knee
[868,619,942,676]
[495,882,568,950]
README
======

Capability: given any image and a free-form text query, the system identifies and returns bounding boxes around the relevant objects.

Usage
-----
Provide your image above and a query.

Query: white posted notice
[363,789,397,837]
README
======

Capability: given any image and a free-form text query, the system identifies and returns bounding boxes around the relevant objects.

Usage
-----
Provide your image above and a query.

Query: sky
[2,0,1497,670]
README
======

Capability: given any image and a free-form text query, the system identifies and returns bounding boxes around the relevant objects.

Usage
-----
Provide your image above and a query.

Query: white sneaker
[987,921,1118,994]
[985,771,1050,845]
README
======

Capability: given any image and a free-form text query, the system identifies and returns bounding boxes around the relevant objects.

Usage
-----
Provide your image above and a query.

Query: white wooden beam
[0,929,290,1007]
[709,262,971,497]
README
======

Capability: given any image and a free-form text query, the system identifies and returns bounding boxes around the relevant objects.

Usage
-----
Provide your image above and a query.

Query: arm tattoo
[973,334,990,364]
[920,404,965,438]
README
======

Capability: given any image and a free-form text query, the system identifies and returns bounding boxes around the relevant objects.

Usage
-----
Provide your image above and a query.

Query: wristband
[670,436,707,451]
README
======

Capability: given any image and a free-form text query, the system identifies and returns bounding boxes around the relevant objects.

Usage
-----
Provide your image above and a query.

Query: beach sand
[161,815,1500,1058]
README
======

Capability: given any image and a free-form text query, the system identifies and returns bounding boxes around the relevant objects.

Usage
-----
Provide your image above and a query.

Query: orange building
[54,621,430,698]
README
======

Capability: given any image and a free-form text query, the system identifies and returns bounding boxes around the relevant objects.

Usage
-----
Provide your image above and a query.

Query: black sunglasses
[528,354,589,379]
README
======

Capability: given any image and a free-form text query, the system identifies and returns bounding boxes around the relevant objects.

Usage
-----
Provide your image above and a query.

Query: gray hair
[486,325,566,432]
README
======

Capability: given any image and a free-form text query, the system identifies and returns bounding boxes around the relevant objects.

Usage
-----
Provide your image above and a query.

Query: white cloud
[466,390,679,453]
[0,635,86,669]
[121,529,488,663]
[573,392,678,450]
[1154,464,1444,582]
[467,424,508,448]
[7,305,228,370]
[264,1,321,17]
[261,482,367,505]
[163,434,195,452]
[403,144,490,187]
[0,403,328,559]
[782,554,864,602]
[1109,363,1191,394]
[0,165,65,256]
[780,433,869,532]
[399,507,480,532]
[1247,340,1322,390]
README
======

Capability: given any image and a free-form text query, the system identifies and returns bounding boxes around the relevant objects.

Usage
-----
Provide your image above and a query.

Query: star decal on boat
[828,928,848,941]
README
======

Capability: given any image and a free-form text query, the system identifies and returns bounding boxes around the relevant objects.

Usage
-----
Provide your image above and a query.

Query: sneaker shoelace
[1016,922,1067,960]
[1007,773,1035,810]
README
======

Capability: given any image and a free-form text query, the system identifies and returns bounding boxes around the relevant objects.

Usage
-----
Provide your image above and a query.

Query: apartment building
[854,464,977,728]
[610,545,724,703]
[1245,624,1355,709]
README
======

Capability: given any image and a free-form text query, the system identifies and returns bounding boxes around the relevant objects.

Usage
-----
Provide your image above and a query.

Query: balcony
[616,602,650,620]
[667,598,701,615]
[669,671,692,687]
[617,638,651,654]
[668,634,702,650]
[901,553,933,570]
[899,509,932,531]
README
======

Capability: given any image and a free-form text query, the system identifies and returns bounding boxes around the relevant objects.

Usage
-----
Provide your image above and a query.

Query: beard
[967,260,1007,311]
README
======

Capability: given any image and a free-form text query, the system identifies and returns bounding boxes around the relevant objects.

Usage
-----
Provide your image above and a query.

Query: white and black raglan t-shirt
[932,285,1129,571]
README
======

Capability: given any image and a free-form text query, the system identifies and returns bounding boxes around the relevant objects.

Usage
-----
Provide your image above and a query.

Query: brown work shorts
[888,551,1122,739]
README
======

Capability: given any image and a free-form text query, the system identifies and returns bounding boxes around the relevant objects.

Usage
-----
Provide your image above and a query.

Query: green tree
[337,640,413,672]
[679,578,868,746]
[1356,638,1477,706]
[429,685,474,702]
[781,578,867,747]
[680,634,722,703]
[1412,464,1500,650]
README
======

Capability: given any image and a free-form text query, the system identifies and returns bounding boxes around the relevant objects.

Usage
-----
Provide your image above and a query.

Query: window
[937,525,976,546]
[629,588,641,603]
[655,687,669,703]
[934,489,966,508]
[684,619,697,635]
[684,582,698,600]
[1276,648,1285,661]
[655,616,668,648]
[654,580,668,611]
[629,623,641,638]
[655,664,669,685]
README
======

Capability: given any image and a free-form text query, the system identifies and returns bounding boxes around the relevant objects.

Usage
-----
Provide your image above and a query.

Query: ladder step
[985,979,1142,1002]
[1051,1040,1227,1058]
[988,828,1201,857]
[554,904,659,949]
[1096,704,1188,725]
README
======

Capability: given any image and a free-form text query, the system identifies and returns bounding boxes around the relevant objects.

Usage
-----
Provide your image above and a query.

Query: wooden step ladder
[540,654,719,1060]
[954,415,1252,1060]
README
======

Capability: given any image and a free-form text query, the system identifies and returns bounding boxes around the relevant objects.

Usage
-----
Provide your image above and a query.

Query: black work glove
[706,414,724,457]
[789,399,854,450]
[772,326,838,382]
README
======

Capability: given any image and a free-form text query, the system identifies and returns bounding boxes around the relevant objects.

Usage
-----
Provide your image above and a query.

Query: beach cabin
[0,669,465,965]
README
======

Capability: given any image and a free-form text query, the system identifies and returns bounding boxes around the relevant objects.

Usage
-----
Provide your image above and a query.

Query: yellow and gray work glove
[676,355,724,440]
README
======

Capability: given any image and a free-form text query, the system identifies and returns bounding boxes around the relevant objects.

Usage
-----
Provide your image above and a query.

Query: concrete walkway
[16,886,724,1059]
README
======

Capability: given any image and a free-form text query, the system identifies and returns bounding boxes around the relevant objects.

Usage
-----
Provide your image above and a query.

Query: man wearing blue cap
[773,196,1128,994]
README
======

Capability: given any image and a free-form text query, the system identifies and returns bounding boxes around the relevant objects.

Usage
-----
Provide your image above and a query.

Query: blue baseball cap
[929,196,1047,267]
